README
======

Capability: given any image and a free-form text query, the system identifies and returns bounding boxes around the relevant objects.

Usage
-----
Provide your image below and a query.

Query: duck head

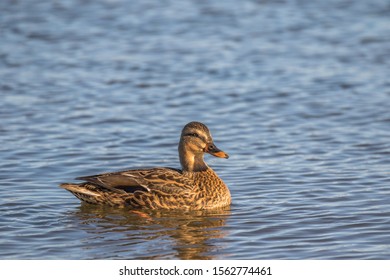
[179,121,228,172]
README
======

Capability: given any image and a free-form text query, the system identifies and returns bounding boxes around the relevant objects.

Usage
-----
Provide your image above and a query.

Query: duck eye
[187,132,199,137]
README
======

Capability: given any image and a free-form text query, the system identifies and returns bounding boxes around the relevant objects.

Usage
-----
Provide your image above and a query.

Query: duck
[60,121,231,210]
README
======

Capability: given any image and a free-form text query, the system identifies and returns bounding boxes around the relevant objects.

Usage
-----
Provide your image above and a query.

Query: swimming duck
[60,121,231,210]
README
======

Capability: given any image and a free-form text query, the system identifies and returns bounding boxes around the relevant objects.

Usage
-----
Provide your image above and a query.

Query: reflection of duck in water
[73,205,231,259]
[61,122,231,210]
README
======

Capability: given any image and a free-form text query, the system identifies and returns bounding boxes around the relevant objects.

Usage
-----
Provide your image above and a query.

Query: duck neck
[179,149,208,172]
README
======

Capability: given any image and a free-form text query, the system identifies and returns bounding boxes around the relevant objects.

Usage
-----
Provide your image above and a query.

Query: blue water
[1,0,389,259]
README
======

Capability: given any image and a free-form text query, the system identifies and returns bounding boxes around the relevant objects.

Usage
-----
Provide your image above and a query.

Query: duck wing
[76,167,193,194]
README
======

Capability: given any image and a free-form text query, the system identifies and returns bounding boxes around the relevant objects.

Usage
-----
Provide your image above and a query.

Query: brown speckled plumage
[60,121,231,210]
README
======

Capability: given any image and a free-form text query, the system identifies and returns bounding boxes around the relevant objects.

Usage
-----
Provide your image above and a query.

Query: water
[1,0,389,259]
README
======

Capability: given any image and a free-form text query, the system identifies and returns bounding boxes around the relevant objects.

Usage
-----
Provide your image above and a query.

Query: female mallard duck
[60,121,231,210]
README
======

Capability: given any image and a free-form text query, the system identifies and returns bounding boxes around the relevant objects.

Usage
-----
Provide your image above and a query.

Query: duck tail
[60,183,103,205]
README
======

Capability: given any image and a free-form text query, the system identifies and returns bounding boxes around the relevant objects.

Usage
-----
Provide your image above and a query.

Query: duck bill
[206,143,229,159]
